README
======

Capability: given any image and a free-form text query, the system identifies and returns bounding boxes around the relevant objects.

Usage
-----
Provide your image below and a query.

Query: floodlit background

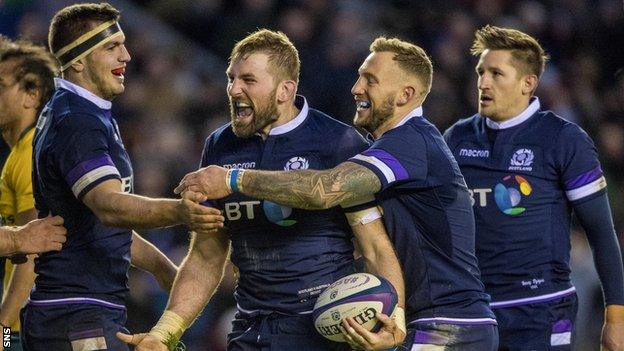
[1,0,623,350]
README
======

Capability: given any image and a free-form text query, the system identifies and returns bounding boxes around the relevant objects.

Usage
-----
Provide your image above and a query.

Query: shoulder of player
[535,110,587,137]
[202,122,251,157]
[374,121,428,150]
[204,122,235,146]
[444,114,480,139]
[306,108,356,132]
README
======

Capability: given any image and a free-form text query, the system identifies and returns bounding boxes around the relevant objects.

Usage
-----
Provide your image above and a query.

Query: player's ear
[21,73,43,110]
[69,58,85,73]
[277,80,297,103]
[522,74,538,96]
[397,85,416,106]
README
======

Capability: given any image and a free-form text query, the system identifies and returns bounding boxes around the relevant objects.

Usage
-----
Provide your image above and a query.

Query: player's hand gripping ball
[313,273,398,342]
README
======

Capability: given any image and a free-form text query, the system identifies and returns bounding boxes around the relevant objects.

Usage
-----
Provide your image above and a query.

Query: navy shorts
[20,303,129,351]
[227,313,350,351]
[397,321,498,351]
[494,293,578,351]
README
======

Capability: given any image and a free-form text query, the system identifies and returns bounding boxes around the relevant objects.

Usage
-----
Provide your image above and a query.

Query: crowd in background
[1,0,623,349]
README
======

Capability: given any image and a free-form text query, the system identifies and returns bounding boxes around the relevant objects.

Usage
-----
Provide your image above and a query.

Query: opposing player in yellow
[0,36,60,351]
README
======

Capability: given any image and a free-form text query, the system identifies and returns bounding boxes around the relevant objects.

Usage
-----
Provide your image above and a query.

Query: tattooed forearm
[241,162,381,210]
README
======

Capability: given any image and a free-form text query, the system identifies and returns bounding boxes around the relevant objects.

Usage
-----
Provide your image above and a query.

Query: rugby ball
[312,273,398,342]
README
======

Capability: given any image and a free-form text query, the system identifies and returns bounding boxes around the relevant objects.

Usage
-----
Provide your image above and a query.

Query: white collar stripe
[269,95,309,135]
[54,78,112,110]
[485,97,540,130]
[396,106,424,127]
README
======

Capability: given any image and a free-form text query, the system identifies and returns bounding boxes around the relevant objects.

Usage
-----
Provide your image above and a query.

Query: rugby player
[443,25,624,351]
[22,4,223,350]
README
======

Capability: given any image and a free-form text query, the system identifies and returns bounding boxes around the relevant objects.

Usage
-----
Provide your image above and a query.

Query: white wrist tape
[345,206,382,226]
[149,310,189,350]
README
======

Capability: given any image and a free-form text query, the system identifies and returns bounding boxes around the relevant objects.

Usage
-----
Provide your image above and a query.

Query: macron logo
[459,148,490,158]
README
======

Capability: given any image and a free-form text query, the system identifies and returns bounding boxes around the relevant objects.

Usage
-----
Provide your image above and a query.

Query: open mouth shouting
[234,101,254,121]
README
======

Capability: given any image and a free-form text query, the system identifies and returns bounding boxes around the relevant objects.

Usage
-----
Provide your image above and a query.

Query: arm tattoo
[242,162,381,210]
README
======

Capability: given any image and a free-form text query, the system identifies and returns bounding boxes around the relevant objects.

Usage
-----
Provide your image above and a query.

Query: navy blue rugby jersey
[349,107,495,324]
[444,97,604,307]
[31,78,133,308]
[201,96,369,316]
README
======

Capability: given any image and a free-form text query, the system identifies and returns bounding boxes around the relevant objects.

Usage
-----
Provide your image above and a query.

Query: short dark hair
[0,35,59,111]
[48,2,120,55]
[471,25,549,78]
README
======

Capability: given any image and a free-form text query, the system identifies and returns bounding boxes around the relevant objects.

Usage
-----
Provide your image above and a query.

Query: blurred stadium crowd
[1,0,623,349]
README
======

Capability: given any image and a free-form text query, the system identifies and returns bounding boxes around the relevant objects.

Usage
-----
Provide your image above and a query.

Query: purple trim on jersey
[28,297,126,310]
[362,148,409,181]
[68,328,104,340]
[410,317,498,326]
[552,319,572,333]
[66,155,115,185]
[490,287,576,308]
[565,166,603,190]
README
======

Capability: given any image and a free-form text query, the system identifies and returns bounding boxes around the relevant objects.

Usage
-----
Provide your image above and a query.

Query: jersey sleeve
[10,142,35,213]
[349,131,427,189]
[556,124,606,203]
[53,114,120,199]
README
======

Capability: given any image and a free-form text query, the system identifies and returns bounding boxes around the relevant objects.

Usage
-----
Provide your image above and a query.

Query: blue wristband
[229,168,240,192]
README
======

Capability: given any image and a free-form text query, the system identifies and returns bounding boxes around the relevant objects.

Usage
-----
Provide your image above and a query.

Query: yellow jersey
[0,128,35,331]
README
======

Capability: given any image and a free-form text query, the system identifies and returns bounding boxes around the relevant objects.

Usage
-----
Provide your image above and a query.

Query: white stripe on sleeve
[71,165,120,197]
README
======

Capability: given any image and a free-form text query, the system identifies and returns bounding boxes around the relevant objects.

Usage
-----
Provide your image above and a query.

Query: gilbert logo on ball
[312,273,398,342]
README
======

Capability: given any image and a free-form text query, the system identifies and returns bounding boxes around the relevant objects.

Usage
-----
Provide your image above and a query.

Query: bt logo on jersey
[469,175,533,215]
[494,175,533,215]
[224,200,297,226]
[263,201,297,226]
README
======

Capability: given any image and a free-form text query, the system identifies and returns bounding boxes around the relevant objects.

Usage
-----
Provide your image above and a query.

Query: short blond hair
[471,25,549,78]
[370,36,433,92]
[230,29,300,84]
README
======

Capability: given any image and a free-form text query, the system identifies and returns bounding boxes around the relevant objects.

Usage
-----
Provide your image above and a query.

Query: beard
[230,89,279,138]
[354,94,395,134]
